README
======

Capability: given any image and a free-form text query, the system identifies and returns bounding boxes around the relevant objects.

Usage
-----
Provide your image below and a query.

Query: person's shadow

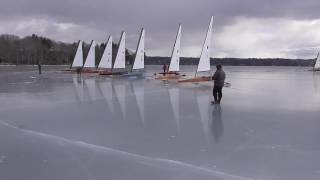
[210,105,223,143]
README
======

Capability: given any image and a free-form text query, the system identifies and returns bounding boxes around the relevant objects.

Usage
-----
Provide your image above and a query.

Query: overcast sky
[0,0,320,58]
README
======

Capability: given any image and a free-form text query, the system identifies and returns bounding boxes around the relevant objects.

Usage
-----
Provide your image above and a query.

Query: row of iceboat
[69,17,215,82]
[70,16,320,80]
[71,29,145,77]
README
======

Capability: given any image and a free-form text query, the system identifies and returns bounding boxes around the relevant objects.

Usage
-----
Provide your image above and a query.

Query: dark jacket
[212,69,226,87]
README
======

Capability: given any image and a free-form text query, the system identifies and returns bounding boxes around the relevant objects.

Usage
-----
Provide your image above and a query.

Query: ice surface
[0,65,320,180]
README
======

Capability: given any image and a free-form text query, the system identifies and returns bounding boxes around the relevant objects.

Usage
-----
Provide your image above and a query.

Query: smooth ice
[0,65,320,180]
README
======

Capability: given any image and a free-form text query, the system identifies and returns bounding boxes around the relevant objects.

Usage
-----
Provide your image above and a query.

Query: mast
[168,24,182,72]
[113,31,126,70]
[132,28,145,72]
[71,40,84,68]
[83,40,96,68]
[98,35,112,69]
[195,16,213,77]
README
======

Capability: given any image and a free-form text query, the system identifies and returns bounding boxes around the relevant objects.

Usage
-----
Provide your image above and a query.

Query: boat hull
[178,76,211,83]
[99,70,129,76]
[61,68,81,73]
[61,68,73,72]
[308,68,320,71]
[119,71,144,78]
[157,71,180,75]
[81,69,100,73]
[155,74,182,80]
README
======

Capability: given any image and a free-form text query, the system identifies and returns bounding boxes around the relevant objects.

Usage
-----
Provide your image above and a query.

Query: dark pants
[213,86,223,103]
[163,66,167,73]
[38,64,41,74]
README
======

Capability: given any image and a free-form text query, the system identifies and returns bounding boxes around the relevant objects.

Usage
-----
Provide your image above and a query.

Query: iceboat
[119,28,145,78]
[156,24,183,80]
[81,40,100,73]
[100,31,127,76]
[179,16,213,83]
[64,40,84,72]
[97,35,113,74]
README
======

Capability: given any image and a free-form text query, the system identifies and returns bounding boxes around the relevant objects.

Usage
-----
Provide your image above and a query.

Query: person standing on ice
[211,64,226,104]
[163,64,167,74]
[37,62,42,75]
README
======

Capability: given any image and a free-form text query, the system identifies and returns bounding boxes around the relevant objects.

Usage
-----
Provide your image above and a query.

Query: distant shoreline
[146,57,315,67]
[0,57,316,67]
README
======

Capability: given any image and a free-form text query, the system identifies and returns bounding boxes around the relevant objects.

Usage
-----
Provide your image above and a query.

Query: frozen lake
[0,65,320,180]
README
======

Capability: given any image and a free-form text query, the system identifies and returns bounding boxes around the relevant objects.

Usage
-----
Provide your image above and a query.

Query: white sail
[83,40,96,68]
[132,29,145,70]
[98,36,113,69]
[315,52,320,70]
[113,32,126,69]
[168,25,182,72]
[197,16,213,73]
[169,88,180,131]
[71,41,83,68]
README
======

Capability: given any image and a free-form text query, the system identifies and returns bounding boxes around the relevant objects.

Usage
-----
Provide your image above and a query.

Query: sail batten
[197,16,213,73]
[83,40,96,68]
[113,32,126,69]
[168,25,182,72]
[98,36,112,69]
[132,29,145,70]
[71,40,83,68]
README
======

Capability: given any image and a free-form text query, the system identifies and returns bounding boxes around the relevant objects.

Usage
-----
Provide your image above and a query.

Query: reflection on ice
[196,94,211,142]
[72,75,84,102]
[114,83,127,118]
[97,80,115,112]
[313,72,320,95]
[84,78,98,101]
[168,88,180,131]
[210,105,223,143]
[132,82,145,125]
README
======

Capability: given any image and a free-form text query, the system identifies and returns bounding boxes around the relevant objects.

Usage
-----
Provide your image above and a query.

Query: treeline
[0,34,316,66]
[0,34,134,65]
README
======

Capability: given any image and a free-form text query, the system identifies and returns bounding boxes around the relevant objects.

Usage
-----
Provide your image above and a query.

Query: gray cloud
[0,0,320,58]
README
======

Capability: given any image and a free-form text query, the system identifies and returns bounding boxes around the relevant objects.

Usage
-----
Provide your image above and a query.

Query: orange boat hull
[155,74,182,80]
[178,76,211,83]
